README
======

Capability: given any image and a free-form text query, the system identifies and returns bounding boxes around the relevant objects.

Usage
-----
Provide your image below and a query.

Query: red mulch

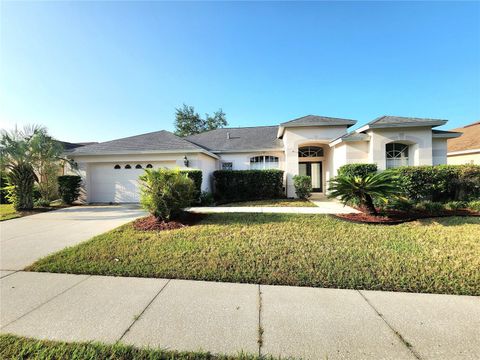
[133,212,206,231]
[335,209,480,225]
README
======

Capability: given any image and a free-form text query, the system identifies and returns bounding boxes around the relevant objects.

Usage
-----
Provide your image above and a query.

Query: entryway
[299,162,322,192]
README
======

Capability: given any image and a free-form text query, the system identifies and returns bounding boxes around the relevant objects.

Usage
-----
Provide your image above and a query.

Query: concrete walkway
[0,205,146,270]
[1,271,478,359]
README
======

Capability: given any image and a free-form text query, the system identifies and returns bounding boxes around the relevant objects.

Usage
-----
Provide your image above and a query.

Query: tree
[328,172,401,216]
[174,104,227,137]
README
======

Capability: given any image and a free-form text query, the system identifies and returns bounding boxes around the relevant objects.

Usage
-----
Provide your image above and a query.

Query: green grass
[0,334,264,360]
[221,199,316,207]
[27,214,480,296]
[0,204,20,221]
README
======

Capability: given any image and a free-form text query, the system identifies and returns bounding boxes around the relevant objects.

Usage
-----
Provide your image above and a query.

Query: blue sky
[1,1,479,142]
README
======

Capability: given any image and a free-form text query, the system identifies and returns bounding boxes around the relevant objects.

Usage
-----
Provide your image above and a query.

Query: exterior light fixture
[183,155,189,167]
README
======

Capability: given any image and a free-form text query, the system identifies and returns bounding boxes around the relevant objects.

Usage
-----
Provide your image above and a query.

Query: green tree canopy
[174,104,227,137]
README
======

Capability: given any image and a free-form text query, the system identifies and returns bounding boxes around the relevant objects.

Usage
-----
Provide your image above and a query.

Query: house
[447,121,480,165]
[66,115,460,203]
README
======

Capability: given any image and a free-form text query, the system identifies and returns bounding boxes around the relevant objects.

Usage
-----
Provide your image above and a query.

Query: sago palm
[328,172,400,215]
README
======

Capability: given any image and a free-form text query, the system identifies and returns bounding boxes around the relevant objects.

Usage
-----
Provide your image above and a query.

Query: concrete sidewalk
[1,271,478,359]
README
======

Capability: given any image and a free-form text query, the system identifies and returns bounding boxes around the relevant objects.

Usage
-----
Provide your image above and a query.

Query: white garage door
[90,162,174,203]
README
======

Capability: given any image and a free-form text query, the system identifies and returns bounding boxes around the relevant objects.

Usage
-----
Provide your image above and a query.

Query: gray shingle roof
[280,115,357,127]
[186,126,283,152]
[68,130,206,155]
[367,115,448,127]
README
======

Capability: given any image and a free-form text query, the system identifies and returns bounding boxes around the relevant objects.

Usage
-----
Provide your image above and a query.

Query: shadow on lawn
[197,212,301,226]
[417,216,480,227]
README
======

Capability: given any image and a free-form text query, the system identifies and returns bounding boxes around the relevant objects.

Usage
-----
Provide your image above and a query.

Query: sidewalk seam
[257,284,263,356]
[357,290,423,360]
[117,279,171,342]
[0,274,92,329]
[0,270,20,279]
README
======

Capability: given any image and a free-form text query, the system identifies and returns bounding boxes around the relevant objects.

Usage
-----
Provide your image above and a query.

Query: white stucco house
[66,115,460,203]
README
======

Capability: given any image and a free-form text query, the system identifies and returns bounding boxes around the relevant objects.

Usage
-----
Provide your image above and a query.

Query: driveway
[0,205,146,270]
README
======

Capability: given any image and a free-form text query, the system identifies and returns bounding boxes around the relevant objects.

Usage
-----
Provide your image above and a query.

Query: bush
[34,198,51,207]
[57,175,82,205]
[338,163,378,177]
[444,201,466,211]
[0,171,10,204]
[180,170,202,204]
[139,169,195,220]
[6,163,37,210]
[385,165,480,202]
[415,200,444,213]
[199,191,214,206]
[213,170,284,203]
[384,198,414,211]
[467,200,480,212]
[292,175,312,199]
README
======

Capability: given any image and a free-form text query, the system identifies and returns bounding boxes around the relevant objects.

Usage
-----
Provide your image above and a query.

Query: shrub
[213,170,284,203]
[5,163,37,210]
[328,172,401,215]
[34,198,51,207]
[444,201,466,211]
[385,165,480,202]
[467,200,480,212]
[415,200,444,213]
[338,163,378,177]
[384,198,414,211]
[180,170,202,203]
[57,175,82,205]
[199,191,215,206]
[292,175,312,199]
[0,171,10,204]
[139,169,195,221]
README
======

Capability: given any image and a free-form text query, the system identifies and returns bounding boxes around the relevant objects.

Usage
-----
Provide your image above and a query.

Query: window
[146,164,153,168]
[135,164,142,169]
[250,155,279,170]
[222,162,233,170]
[125,164,131,169]
[386,143,409,168]
[114,164,121,169]
[298,146,324,158]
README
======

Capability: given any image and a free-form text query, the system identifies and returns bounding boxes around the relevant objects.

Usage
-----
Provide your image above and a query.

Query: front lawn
[221,199,316,207]
[28,214,480,295]
[0,204,20,221]
[0,334,261,360]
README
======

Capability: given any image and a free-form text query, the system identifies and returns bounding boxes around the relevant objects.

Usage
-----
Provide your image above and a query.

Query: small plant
[328,172,401,216]
[139,168,195,221]
[415,201,444,213]
[292,175,312,199]
[467,200,480,212]
[338,163,378,177]
[58,175,82,204]
[385,198,414,211]
[199,191,214,206]
[34,198,51,207]
[444,201,466,211]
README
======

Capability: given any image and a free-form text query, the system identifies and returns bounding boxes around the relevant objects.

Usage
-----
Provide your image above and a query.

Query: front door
[299,162,322,192]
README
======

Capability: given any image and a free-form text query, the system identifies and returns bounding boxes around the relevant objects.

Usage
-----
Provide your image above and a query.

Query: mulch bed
[334,209,480,225]
[133,212,206,231]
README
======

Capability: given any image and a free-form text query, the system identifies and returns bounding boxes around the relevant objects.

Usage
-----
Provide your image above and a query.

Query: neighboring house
[447,121,480,165]
[65,115,460,203]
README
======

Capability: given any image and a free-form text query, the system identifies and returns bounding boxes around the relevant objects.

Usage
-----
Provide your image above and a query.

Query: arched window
[135,164,142,169]
[114,164,121,169]
[146,164,153,169]
[250,155,279,170]
[299,146,324,158]
[125,164,131,169]
[386,143,409,168]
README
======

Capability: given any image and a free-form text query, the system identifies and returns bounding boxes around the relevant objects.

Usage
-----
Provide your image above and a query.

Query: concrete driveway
[0,205,146,270]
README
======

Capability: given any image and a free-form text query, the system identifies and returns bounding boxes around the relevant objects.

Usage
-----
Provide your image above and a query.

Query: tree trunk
[363,194,377,216]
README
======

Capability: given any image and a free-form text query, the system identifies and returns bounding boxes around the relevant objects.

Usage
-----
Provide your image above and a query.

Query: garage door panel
[90,162,175,203]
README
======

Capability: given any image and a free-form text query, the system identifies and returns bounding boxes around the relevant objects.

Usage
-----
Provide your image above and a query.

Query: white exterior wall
[216,151,285,171]
[432,139,448,165]
[367,128,433,170]
[196,153,218,192]
[282,126,349,197]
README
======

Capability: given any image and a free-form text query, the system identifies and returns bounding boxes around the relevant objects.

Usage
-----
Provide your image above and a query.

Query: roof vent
[226,132,231,140]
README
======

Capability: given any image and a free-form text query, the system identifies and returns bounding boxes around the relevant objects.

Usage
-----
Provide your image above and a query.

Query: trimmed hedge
[385,165,480,202]
[180,170,202,203]
[58,175,82,204]
[213,170,284,203]
[338,163,378,177]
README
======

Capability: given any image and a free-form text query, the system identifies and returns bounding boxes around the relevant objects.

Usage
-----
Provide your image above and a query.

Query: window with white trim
[386,143,409,168]
[250,155,279,170]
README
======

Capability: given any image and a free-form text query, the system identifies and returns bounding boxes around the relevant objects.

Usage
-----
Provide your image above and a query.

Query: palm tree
[328,172,401,215]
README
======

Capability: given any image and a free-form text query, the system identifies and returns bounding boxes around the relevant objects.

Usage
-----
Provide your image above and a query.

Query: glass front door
[299,162,322,192]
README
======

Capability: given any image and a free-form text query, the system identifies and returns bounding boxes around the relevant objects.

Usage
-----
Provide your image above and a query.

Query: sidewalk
[1,271,478,359]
